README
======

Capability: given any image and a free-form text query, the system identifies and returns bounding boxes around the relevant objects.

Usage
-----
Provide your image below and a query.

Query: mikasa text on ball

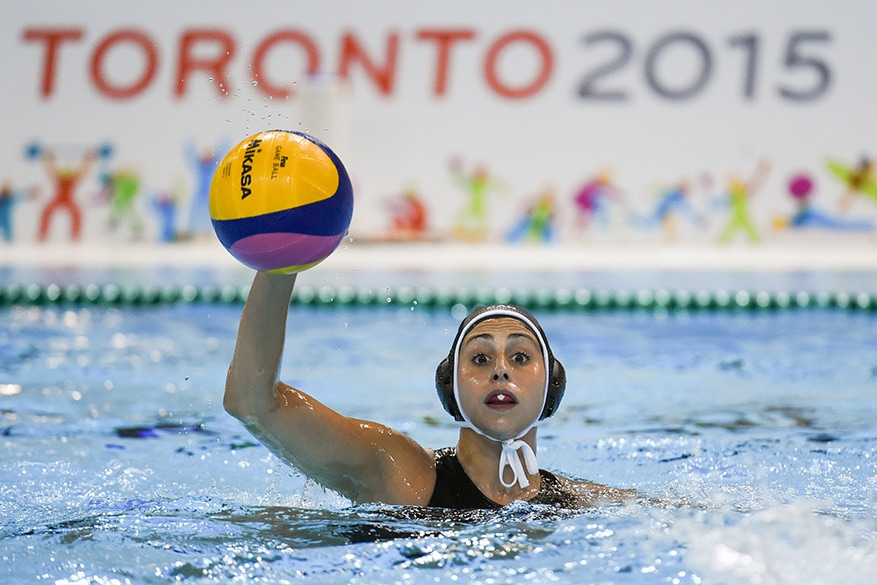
[209,130,354,273]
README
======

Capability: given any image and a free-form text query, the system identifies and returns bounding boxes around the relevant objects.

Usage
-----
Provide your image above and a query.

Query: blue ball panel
[213,194,352,249]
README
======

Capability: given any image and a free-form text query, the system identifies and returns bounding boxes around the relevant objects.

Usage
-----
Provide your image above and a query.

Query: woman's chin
[469,417,532,442]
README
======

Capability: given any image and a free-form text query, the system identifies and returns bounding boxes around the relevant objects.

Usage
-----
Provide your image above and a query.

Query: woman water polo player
[224,271,634,509]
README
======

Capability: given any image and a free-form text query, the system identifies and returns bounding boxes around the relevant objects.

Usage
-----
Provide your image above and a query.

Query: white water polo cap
[435,305,566,490]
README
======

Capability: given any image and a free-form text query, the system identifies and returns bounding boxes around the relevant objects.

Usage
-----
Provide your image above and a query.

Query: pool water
[1,302,876,584]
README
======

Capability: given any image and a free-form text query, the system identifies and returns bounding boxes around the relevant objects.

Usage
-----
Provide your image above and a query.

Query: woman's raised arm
[224,271,297,419]
[223,271,435,505]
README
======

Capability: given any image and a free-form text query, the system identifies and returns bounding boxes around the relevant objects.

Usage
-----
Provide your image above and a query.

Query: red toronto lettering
[20,25,557,101]
[21,27,85,98]
[175,29,236,98]
[337,31,399,95]
[251,30,321,99]
[484,30,553,99]
[415,28,477,96]
[90,29,158,99]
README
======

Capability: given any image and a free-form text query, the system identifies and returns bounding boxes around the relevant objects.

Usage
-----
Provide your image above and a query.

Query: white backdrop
[2,0,875,246]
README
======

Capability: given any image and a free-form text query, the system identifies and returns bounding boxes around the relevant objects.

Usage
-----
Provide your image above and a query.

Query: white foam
[672,500,877,585]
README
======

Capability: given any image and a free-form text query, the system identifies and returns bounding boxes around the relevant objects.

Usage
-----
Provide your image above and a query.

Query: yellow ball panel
[266,259,324,274]
[209,130,340,221]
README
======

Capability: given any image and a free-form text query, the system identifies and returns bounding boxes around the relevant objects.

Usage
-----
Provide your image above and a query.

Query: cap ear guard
[435,354,566,422]
[542,359,566,419]
[435,357,462,421]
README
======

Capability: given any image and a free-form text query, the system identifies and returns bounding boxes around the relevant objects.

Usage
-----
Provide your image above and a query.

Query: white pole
[296,72,350,158]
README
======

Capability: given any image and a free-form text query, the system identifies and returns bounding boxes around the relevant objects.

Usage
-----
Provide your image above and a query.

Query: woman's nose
[492,357,510,380]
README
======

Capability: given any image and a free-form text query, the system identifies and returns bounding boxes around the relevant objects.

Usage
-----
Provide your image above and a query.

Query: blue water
[1,300,876,584]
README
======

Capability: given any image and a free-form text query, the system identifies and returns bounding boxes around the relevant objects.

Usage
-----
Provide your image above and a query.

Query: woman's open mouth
[485,391,518,408]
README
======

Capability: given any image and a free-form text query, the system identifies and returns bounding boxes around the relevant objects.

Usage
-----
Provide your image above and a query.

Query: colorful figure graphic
[35,147,97,242]
[629,178,706,241]
[507,188,556,243]
[572,171,622,231]
[0,182,15,242]
[153,178,187,243]
[774,173,874,232]
[450,158,505,241]
[185,139,229,238]
[386,185,429,241]
[0,180,37,242]
[828,156,877,213]
[100,168,144,238]
[717,158,770,244]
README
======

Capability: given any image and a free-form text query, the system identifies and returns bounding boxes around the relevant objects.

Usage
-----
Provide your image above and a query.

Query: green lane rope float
[1,283,875,312]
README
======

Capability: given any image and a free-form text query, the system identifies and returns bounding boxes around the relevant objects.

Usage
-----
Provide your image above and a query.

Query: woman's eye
[512,352,530,365]
[472,354,489,365]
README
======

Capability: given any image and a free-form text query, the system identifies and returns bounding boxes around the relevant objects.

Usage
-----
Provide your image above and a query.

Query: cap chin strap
[452,308,550,491]
[460,421,540,489]
[499,437,539,489]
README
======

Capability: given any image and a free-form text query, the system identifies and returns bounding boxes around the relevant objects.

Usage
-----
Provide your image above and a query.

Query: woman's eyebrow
[508,332,536,341]
[508,333,540,347]
[464,332,495,344]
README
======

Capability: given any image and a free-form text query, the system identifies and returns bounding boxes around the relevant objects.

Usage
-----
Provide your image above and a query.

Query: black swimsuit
[427,447,577,509]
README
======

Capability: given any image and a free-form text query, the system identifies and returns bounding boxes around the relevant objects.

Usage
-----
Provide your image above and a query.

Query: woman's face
[456,317,546,441]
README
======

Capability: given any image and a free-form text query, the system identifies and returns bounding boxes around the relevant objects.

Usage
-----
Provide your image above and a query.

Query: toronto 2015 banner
[1,1,875,255]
